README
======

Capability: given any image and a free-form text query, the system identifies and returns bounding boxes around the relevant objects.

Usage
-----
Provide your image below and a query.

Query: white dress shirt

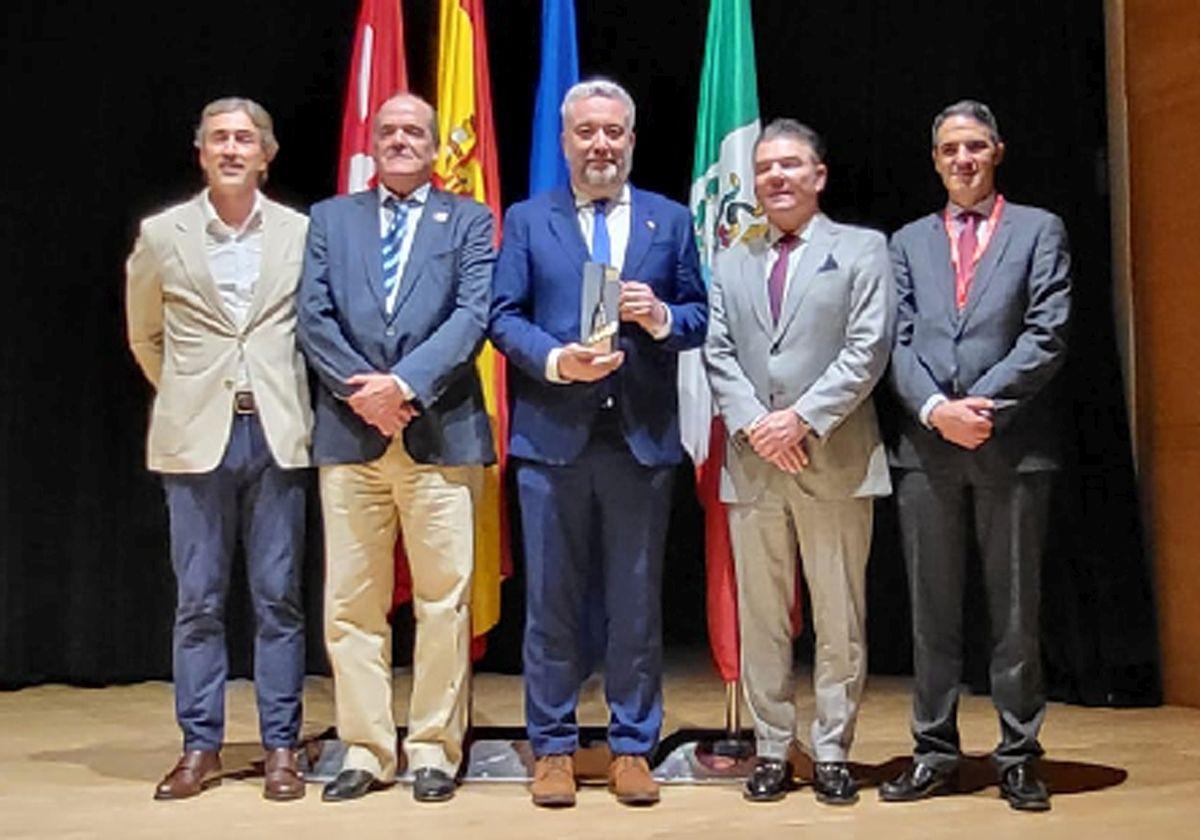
[763,215,816,297]
[202,189,263,391]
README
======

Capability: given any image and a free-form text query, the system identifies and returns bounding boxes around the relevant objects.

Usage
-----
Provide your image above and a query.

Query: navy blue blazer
[489,187,708,467]
[888,201,1071,474]
[298,187,497,467]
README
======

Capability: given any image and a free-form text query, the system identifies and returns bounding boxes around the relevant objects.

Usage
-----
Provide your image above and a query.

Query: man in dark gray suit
[880,100,1070,812]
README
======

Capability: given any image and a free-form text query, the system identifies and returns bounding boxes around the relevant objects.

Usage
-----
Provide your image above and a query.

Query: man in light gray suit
[879,100,1070,812]
[704,119,894,806]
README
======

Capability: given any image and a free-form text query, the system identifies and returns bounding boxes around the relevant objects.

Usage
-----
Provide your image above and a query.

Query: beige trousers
[729,478,872,764]
[320,437,480,778]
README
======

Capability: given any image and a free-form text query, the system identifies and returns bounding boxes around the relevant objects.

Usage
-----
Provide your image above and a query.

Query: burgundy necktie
[768,233,798,324]
[955,211,982,310]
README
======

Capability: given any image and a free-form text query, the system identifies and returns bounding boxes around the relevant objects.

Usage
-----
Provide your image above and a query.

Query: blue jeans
[162,414,307,751]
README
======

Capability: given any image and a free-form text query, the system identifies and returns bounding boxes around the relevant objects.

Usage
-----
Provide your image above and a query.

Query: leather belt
[234,391,256,414]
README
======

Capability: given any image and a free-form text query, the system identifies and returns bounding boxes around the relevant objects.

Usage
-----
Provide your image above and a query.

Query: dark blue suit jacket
[888,201,1071,474]
[298,187,497,467]
[489,187,708,467]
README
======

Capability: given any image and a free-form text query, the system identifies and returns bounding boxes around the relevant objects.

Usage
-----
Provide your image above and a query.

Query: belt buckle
[234,391,255,414]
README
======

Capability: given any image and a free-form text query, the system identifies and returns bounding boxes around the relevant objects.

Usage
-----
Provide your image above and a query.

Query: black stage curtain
[0,1,1160,705]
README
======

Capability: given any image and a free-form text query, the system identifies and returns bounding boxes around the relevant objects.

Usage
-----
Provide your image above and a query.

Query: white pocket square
[433,211,450,222]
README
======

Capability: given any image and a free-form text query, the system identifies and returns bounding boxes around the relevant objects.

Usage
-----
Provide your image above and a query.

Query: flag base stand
[298,725,758,784]
[299,677,758,784]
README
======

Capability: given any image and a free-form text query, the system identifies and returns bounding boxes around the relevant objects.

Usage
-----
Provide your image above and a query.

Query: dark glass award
[580,261,621,353]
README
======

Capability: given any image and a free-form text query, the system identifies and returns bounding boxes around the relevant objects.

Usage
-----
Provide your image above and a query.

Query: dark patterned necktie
[768,233,798,323]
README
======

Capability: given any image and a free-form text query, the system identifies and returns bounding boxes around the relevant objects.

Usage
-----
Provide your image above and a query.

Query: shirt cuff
[919,393,948,428]
[545,347,567,383]
[391,375,415,401]
[791,407,816,438]
[649,304,672,340]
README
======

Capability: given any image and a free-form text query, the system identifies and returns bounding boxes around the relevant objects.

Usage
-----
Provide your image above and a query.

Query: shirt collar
[947,191,997,219]
[202,189,263,239]
[378,181,432,208]
[767,213,819,248]
[573,183,630,211]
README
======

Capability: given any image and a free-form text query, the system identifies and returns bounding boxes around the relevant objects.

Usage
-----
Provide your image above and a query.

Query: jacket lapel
[388,188,453,323]
[547,188,590,267]
[622,187,653,279]
[924,214,959,327]
[739,240,773,336]
[246,197,290,324]
[957,210,1013,332]
[774,214,832,340]
[172,195,236,328]
[348,190,387,315]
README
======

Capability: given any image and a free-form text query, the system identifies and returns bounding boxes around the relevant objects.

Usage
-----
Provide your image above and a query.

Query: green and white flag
[682,0,764,465]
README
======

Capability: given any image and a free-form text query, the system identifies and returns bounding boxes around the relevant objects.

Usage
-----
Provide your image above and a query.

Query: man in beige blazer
[704,119,894,806]
[126,97,312,802]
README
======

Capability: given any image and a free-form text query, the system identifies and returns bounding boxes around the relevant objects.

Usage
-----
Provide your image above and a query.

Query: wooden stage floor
[3,650,1197,839]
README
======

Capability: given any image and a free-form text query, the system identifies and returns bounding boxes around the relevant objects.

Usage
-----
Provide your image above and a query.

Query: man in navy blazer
[880,101,1070,812]
[298,93,495,804]
[489,79,707,807]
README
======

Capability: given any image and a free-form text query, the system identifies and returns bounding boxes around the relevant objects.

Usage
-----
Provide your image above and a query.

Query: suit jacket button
[223,379,234,389]
[385,327,396,337]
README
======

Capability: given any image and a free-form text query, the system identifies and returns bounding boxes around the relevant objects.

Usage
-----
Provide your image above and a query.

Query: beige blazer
[126,193,312,473]
[704,214,895,503]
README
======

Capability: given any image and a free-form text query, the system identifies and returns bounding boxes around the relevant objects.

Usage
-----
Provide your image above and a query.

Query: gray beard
[583,161,625,187]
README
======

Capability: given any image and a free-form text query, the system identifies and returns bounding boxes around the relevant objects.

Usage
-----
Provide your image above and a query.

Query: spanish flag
[434,0,510,646]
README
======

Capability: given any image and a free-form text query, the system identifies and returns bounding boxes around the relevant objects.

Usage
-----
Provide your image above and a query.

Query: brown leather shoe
[608,754,660,806]
[263,747,306,801]
[153,750,222,800]
[530,754,576,807]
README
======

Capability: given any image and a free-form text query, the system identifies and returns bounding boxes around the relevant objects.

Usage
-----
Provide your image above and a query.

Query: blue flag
[528,0,579,195]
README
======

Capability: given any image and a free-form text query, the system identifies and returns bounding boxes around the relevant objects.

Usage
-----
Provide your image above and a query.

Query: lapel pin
[433,210,449,223]
[646,219,656,230]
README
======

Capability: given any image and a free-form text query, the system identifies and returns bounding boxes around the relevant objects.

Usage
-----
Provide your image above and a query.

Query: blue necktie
[591,199,611,265]
[381,196,411,303]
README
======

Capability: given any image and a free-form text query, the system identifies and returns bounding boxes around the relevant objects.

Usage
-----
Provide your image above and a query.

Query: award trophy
[580,261,621,354]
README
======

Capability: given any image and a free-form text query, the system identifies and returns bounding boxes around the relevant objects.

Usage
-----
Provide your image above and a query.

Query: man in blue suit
[298,93,495,804]
[490,79,708,808]
[880,100,1070,812]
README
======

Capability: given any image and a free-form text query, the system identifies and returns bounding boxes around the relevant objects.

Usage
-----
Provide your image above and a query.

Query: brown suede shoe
[608,754,660,806]
[153,750,222,800]
[263,747,306,801]
[531,754,577,808]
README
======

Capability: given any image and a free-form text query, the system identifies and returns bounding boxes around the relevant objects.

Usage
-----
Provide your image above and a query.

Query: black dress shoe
[412,767,456,803]
[999,761,1050,812]
[322,769,379,802]
[879,762,958,802]
[813,762,859,805]
[743,758,793,802]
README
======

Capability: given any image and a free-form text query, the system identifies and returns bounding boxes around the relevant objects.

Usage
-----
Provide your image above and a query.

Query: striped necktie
[381,196,412,302]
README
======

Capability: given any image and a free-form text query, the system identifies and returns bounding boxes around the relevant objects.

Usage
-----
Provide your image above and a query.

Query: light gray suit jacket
[704,214,895,503]
[126,193,312,472]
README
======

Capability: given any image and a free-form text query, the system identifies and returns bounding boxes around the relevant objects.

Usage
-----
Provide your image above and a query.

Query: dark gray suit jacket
[298,187,497,467]
[888,201,1071,474]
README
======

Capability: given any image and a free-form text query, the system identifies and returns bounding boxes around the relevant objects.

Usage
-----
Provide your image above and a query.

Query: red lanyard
[945,193,1005,278]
